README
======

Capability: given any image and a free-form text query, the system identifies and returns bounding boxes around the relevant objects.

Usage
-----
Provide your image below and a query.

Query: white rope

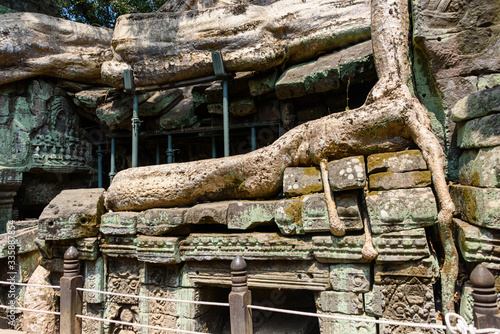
[76,314,210,334]
[248,305,447,330]
[77,287,229,307]
[0,304,60,316]
[445,313,500,334]
[0,281,60,289]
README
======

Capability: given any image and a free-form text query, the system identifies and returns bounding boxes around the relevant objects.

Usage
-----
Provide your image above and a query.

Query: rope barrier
[0,304,60,316]
[76,314,210,334]
[249,305,447,330]
[0,281,60,289]
[76,287,230,307]
[445,313,500,334]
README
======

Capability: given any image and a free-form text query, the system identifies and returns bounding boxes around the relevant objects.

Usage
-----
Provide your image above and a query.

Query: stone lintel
[180,233,312,261]
[137,207,187,236]
[180,260,330,291]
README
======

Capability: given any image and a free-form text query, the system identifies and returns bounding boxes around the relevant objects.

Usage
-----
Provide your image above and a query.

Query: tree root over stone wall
[105,0,458,314]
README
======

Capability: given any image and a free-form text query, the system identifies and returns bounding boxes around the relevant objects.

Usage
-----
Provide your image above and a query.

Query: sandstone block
[137,208,186,235]
[458,147,500,188]
[328,156,366,191]
[0,226,38,257]
[100,211,138,236]
[275,40,374,99]
[184,201,229,225]
[143,263,181,288]
[374,254,439,284]
[249,71,278,96]
[364,285,384,317]
[366,150,427,174]
[301,192,363,233]
[158,97,197,130]
[283,167,323,197]
[83,257,104,303]
[457,113,500,149]
[369,170,431,190]
[366,188,438,234]
[312,234,367,263]
[227,199,300,233]
[229,98,257,116]
[455,218,500,269]
[38,188,105,240]
[329,264,370,292]
[450,185,500,230]
[451,86,500,122]
[136,236,181,264]
[315,290,364,315]
[139,88,183,117]
[101,236,137,258]
[373,228,430,263]
[180,260,329,291]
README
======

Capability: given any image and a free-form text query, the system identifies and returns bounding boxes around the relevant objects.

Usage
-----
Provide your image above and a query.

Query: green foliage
[55,0,168,28]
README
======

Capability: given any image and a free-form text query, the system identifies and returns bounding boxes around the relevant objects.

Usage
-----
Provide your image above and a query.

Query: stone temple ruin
[0,0,499,332]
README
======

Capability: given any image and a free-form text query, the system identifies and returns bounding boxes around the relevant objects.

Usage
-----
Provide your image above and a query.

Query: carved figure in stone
[104,0,459,314]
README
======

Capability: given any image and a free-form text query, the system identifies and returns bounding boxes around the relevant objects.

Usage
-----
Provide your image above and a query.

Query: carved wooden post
[470,264,500,330]
[60,246,83,334]
[229,255,252,334]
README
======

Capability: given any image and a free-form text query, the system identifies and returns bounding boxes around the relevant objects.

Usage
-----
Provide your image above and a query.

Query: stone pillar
[470,264,500,330]
[229,255,252,334]
[0,168,22,233]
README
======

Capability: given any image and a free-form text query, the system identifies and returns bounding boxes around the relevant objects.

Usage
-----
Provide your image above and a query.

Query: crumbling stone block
[366,150,427,174]
[283,167,323,197]
[457,113,500,149]
[328,156,366,191]
[450,185,500,230]
[458,147,500,188]
[368,170,431,190]
[38,188,105,240]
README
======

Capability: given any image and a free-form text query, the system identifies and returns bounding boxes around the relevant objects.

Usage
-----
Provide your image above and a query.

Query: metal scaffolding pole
[124,69,140,168]
[212,51,230,157]
[109,138,116,183]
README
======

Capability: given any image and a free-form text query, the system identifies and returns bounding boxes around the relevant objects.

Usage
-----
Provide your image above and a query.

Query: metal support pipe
[156,140,160,165]
[251,127,257,151]
[212,136,217,159]
[97,145,103,188]
[223,79,229,157]
[131,93,140,168]
[166,135,174,164]
[109,138,116,184]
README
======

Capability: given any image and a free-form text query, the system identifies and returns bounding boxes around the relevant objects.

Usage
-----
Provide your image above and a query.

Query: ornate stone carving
[84,257,105,303]
[82,302,103,334]
[143,263,180,288]
[329,264,370,293]
[180,233,313,261]
[101,236,136,258]
[373,228,430,263]
[315,290,364,315]
[136,236,181,264]
[107,260,140,305]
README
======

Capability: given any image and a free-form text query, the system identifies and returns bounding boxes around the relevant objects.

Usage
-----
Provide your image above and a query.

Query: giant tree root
[105,0,458,315]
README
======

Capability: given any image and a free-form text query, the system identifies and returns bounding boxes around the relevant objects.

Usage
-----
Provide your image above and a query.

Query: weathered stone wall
[0,0,498,332]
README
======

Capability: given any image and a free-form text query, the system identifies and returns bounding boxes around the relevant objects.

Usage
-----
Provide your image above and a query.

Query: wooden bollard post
[229,255,252,334]
[470,264,500,330]
[60,246,83,334]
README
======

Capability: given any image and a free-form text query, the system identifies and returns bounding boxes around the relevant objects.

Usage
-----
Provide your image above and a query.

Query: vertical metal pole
[109,138,116,184]
[212,136,217,159]
[251,127,257,151]
[131,93,139,168]
[166,135,174,164]
[156,140,160,165]
[223,80,229,157]
[229,255,252,334]
[97,145,103,188]
[60,246,82,334]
